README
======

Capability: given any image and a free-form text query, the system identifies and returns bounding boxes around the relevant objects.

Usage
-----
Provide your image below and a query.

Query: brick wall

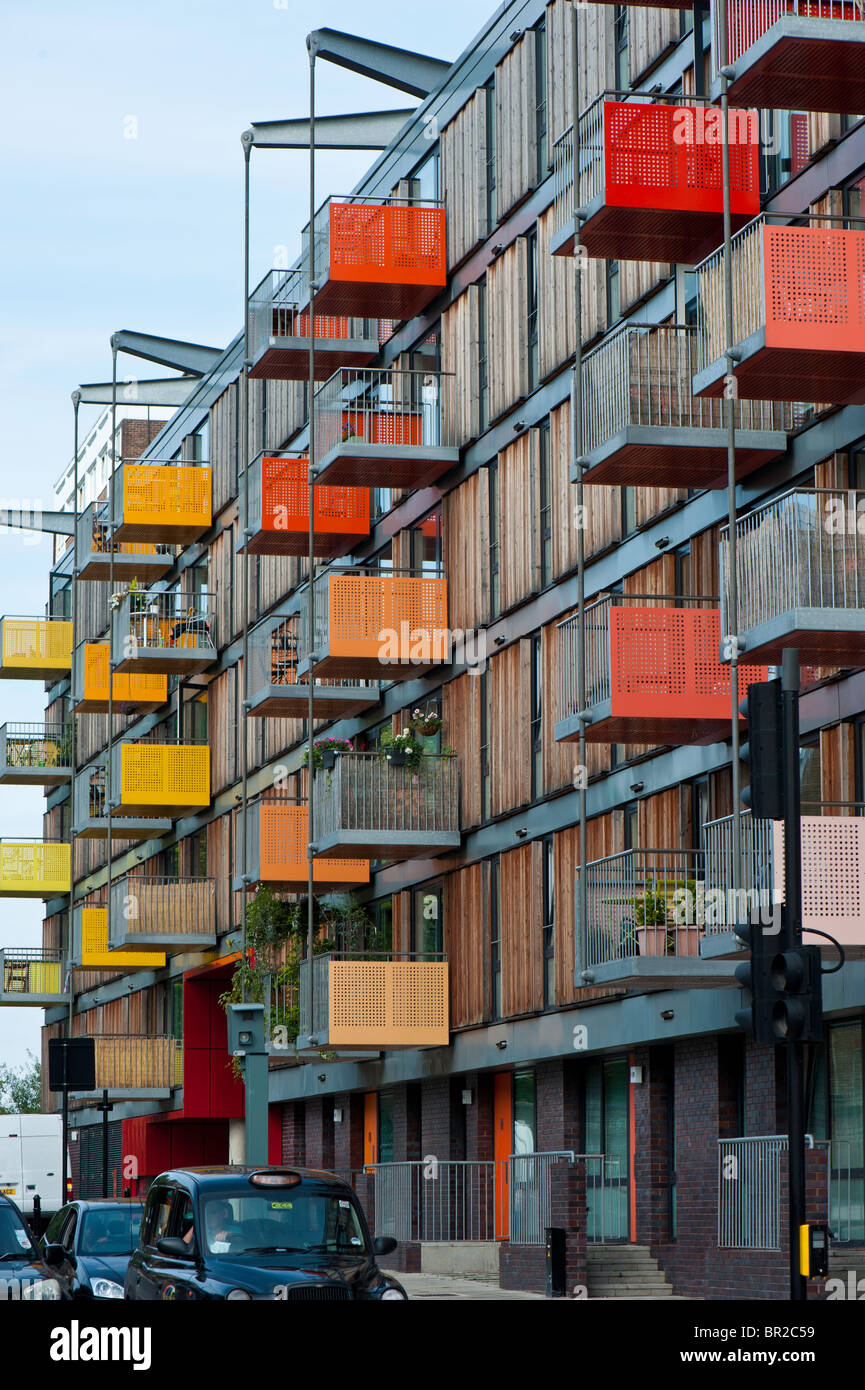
[119,418,166,462]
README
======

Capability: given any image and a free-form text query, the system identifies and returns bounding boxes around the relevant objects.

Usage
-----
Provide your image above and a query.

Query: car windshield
[79,1206,144,1255]
[201,1190,368,1257]
[0,1206,35,1260]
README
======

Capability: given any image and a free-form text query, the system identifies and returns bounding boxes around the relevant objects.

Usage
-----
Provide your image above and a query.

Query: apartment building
[2,0,864,1297]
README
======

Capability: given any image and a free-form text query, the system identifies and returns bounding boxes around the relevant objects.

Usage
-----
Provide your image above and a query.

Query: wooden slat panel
[490,641,531,816]
[443,469,490,632]
[546,0,613,147]
[538,205,606,381]
[442,673,482,829]
[441,285,480,447]
[501,843,542,1017]
[445,863,485,1027]
[549,397,622,573]
[210,384,237,516]
[488,238,529,423]
[628,5,680,86]
[499,430,540,611]
[441,90,488,269]
[496,32,538,219]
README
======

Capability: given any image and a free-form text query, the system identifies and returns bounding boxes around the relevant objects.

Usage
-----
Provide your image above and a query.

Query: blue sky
[0,0,494,1070]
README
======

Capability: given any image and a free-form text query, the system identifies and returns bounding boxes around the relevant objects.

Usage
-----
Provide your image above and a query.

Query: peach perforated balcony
[72,642,167,715]
[710,0,865,114]
[240,452,370,558]
[579,324,791,488]
[0,949,67,1006]
[313,753,461,860]
[107,874,217,953]
[555,597,769,747]
[76,500,173,582]
[298,569,449,681]
[111,590,216,675]
[72,766,171,841]
[312,367,458,489]
[694,217,865,404]
[71,905,166,972]
[551,95,760,263]
[0,840,70,898]
[112,461,212,544]
[0,722,71,786]
[297,953,449,1052]
[247,268,380,380]
[304,196,446,320]
[242,799,369,893]
[110,740,210,818]
[0,616,72,681]
[246,614,380,720]
[721,489,865,665]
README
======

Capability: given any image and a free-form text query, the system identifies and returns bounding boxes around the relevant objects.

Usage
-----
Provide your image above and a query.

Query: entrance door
[363,1093,377,1168]
[493,1072,512,1239]
[584,1057,630,1242]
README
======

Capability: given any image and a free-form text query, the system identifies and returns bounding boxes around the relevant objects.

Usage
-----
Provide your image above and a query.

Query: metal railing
[108,875,217,944]
[313,752,459,844]
[0,948,65,998]
[312,367,456,468]
[73,765,107,823]
[298,953,330,1039]
[578,847,705,972]
[298,950,448,1042]
[117,590,216,655]
[582,323,795,458]
[712,0,865,77]
[249,613,379,697]
[0,721,71,771]
[86,1035,180,1092]
[718,1135,788,1248]
[508,1151,574,1245]
[721,488,865,637]
[696,215,767,369]
[584,1154,628,1245]
[703,809,778,935]
[248,268,379,360]
[300,565,447,661]
[77,500,171,562]
[302,193,444,291]
[371,1160,497,1243]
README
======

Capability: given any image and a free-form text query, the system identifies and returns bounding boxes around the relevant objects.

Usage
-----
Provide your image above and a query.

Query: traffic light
[738,680,784,819]
[770,945,823,1043]
[733,922,783,1043]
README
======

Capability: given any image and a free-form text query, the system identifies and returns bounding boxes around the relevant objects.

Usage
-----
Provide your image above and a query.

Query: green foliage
[0,1052,42,1113]
[379,726,426,771]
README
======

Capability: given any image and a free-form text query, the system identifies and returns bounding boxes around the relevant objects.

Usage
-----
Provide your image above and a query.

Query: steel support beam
[76,377,200,407]
[110,330,222,375]
[307,27,451,98]
[249,109,415,150]
[0,510,73,535]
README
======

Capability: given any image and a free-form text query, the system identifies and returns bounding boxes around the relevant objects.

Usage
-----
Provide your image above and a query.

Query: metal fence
[703,809,778,936]
[0,721,70,771]
[118,590,216,656]
[712,0,865,78]
[0,948,65,998]
[247,611,380,699]
[313,752,460,844]
[508,1151,575,1245]
[311,367,456,469]
[718,1135,788,1249]
[108,875,217,945]
[77,499,171,562]
[248,268,379,361]
[557,596,615,722]
[579,847,705,972]
[73,765,107,823]
[696,215,766,370]
[371,1161,497,1242]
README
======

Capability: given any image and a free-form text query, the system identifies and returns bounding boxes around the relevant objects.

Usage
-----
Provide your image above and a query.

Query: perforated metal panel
[605,102,759,215]
[0,619,72,677]
[79,643,167,712]
[764,225,865,353]
[0,841,70,897]
[257,803,368,889]
[327,960,449,1047]
[251,455,369,557]
[772,816,865,944]
[77,907,166,970]
[118,744,210,814]
[326,575,448,675]
[321,203,446,319]
[118,464,212,541]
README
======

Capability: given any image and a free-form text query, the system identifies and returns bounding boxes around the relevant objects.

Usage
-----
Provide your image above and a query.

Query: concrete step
[586,1243,675,1299]
[591,1283,677,1297]
[589,1271,671,1283]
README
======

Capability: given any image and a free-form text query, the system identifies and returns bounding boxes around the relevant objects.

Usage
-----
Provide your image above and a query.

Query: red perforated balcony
[555,597,769,746]
[312,368,458,489]
[552,95,760,264]
[304,196,446,320]
[694,217,865,405]
[711,0,865,114]
[240,452,370,558]
[247,269,381,381]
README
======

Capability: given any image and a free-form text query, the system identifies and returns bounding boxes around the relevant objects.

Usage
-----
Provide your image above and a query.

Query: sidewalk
[386,1271,548,1300]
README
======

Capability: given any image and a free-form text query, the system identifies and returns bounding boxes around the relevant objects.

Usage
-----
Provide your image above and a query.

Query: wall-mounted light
[513,420,525,433]
[333,1108,343,1124]
[654,536,670,550]
[629,782,644,794]
[494,635,507,647]
[317,1073,327,1082]
[515,828,528,839]
[490,243,505,259]
[495,1039,507,1051]
[660,1009,674,1021]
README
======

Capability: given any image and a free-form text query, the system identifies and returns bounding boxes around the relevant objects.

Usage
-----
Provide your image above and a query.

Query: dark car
[40,1199,144,1301]
[0,1193,67,1301]
[125,1166,407,1301]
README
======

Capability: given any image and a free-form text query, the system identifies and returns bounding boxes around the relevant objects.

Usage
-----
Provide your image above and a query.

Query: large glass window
[584,1057,629,1242]
[379,1093,395,1164]
[513,1071,536,1154]
[201,1190,367,1256]
[800,738,822,814]
[614,6,629,91]
[413,882,443,958]
[807,1020,864,1243]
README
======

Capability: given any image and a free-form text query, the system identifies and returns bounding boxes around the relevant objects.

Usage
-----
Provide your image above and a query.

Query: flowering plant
[379,726,425,770]
[302,737,353,770]
[408,708,443,737]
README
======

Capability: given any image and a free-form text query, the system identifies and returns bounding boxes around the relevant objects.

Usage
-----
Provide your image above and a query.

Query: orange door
[494,1073,512,1240]
[363,1093,377,1167]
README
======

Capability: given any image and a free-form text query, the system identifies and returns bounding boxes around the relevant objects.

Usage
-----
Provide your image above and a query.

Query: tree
[0,1051,42,1113]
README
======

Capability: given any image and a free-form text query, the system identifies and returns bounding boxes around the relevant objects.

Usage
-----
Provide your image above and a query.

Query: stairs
[587,1244,679,1299]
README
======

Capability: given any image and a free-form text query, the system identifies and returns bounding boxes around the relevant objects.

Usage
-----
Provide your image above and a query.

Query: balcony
[246,614,379,720]
[552,94,759,263]
[70,1034,180,1101]
[242,798,369,892]
[579,324,791,488]
[247,268,380,380]
[710,0,865,114]
[72,642,167,715]
[297,569,449,681]
[721,489,865,664]
[304,195,446,320]
[112,461,212,544]
[72,767,171,841]
[0,949,67,1006]
[0,616,72,681]
[694,217,865,404]
[0,840,70,898]
[0,722,71,786]
[110,740,210,818]
[76,500,173,582]
[312,368,458,488]
[239,451,370,558]
[576,847,739,990]
[555,597,769,747]
[313,753,461,861]
[111,590,216,675]
[107,875,217,953]
[296,953,449,1051]
[71,905,166,971]
[701,809,865,961]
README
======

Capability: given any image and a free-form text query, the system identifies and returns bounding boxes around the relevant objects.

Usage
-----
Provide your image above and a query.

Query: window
[171,978,183,1043]
[366,898,393,956]
[485,78,497,230]
[674,543,691,602]
[410,510,442,575]
[800,738,821,814]
[142,1186,174,1248]
[379,1094,395,1164]
[542,837,554,1009]
[614,6,629,91]
[513,1071,536,1153]
[413,883,443,958]
[190,420,209,463]
[621,485,636,536]
[478,278,490,432]
[606,258,620,326]
[527,229,539,391]
[184,693,208,744]
[481,668,492,822]
[624,801,639,851]
[690,776,710,852]
[538,418,552,588]
[531,634,543,799]
[409,149,439,203]
[489,461,500,618]
[534,19,548,182]
[490,857,501,1020]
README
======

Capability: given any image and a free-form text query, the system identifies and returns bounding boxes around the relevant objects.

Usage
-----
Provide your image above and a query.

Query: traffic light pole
[782,648,806,1302]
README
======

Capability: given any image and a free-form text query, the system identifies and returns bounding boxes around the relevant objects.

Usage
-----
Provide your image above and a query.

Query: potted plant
[302,737,353,771]
[379,727,425,771]
[109,574,142,612]
[408,707,443,739]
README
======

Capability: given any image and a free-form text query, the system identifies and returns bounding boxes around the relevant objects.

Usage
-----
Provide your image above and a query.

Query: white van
[0,1114,66,1218]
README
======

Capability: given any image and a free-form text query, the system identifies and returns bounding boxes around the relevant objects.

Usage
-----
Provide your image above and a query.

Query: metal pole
[306,37,318,1040]
[107,342,117,954]
[240,132,253,1004]
[570,0,588,977]
[68,392,81,1046]
[781,647,806,1303]
[101,1088,110,1199]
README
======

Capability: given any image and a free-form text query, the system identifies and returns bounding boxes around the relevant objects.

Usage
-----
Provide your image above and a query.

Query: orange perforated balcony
[73,643,167,714]
[694,217,865,404]
[298,570,449,681]
[297,953,449,1052]
[112,461,212,544]
[247,269,380,380]
[711,0,865,114]
[555,597,769,747]
[246,614,380,720]
[312,368,458,489]
[305,196,446,320]
[240,452,370,558]
[241,799,369,893]
[551,95,760,264]
[110,741,210,818]
[76,500,173,582]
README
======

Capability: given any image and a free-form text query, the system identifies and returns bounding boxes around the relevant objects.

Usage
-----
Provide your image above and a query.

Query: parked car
[0,1193,66,1300]
[125,1166,407,1301]
[40,1199,144,1300]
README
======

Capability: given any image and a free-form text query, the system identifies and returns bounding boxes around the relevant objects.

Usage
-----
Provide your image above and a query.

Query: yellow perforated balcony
[298,953,449,1050]
[0,840,70,898]
[73,643,167,715]
[0,949,68,1006]
[0,617,72,681]
[111,742,210,818]
[112,462,212,544]
[71,906,166,971]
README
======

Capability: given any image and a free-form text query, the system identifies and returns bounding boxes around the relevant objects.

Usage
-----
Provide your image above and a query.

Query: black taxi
[124,1166,407,1301]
